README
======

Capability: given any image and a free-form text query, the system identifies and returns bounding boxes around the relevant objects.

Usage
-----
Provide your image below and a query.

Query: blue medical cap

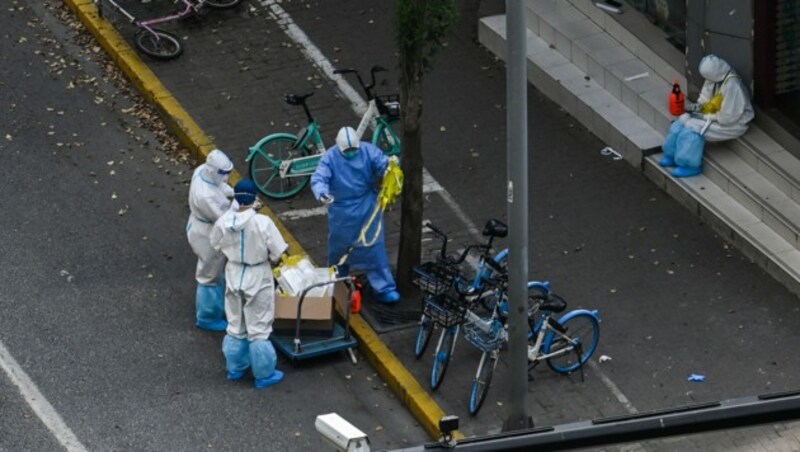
[234,179,258,206]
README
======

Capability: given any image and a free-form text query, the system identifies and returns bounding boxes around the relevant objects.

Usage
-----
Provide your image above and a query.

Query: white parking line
[259,0,637,417]
[0,340,88,452]
[278,205,328,221]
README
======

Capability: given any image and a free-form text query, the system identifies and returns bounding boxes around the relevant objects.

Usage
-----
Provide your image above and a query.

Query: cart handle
[293,276,354,354]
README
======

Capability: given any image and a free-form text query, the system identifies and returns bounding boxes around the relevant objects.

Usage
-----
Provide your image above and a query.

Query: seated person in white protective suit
[186,149,237,331]
[209,179,289,390]
[659,54,754,178]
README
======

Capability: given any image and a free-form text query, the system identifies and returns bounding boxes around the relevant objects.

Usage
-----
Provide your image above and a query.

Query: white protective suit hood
[219,208,256,232]
[698,55,731,83]
[203,149,234,185]
[336,126,359,157]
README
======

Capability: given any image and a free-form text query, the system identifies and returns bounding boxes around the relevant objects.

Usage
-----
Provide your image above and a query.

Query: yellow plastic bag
[701,93,723,115]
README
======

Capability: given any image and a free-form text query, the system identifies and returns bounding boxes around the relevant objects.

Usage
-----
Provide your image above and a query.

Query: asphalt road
[0,2,427,451]
[6,0,800,451]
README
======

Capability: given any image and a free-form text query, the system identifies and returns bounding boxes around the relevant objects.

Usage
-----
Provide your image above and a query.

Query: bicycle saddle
[284,92,313,106]
[482,219,508,238]
[541,293,567,313]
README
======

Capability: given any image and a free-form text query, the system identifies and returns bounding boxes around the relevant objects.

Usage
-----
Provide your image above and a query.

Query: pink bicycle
[95,0,242,60]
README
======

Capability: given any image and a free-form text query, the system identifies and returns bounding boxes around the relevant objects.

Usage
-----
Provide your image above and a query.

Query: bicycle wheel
[414,313,435,359]
[248,135,310,199]
[203,0,242,9]
[430,325,458,390]
[373,117,401,156]
[469,350,499,416]
[134,29,182,61]
[544,311,600,374]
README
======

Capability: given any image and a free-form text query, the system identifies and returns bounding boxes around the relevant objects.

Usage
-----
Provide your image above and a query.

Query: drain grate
[356,278,422,334]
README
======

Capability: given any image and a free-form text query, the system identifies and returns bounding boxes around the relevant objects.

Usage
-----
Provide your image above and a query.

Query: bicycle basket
[412,261,456,296]
[463,320,507,353]
[423,293,468,328]
[377,94,400,118]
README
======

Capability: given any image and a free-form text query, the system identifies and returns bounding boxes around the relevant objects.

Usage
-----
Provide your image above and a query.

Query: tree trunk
[396,64,424,299]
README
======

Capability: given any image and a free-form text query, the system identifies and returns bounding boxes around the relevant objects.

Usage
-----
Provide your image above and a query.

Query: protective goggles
[217,167,233,175]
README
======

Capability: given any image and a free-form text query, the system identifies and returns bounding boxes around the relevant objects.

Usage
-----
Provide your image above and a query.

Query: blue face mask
[342,149,359,159]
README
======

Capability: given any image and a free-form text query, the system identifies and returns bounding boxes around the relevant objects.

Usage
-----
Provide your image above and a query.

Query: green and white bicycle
[246,65,402,199]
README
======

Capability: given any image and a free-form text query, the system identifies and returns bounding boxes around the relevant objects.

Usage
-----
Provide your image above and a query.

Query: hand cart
[270,276,359,364]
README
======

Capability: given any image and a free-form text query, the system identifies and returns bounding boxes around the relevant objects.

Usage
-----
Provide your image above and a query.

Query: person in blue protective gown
[186,149,237,331]
[660,54,754,177]
[209,179,289,389]
[310,126,401,303]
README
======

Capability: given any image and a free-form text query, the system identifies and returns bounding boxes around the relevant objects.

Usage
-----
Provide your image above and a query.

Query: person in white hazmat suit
[186,149,237,331]
[209,179,289,389]
[660,54,754,177]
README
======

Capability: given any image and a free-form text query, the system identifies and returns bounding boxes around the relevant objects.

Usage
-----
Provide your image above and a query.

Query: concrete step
[551,0,800,205]
[728,127,800,203]
[478,14,663,166]
[644,155,800,296]
[524,0,679,135]
[563,0,685,89]
[705,142,800,248]
[561,1,800,229]
[478,13,800,297]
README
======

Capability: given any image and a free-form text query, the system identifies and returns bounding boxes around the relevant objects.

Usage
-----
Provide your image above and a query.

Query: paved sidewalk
[69,0,800,449]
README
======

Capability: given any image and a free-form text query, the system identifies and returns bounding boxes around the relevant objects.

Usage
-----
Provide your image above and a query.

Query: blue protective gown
[310,142,397,295]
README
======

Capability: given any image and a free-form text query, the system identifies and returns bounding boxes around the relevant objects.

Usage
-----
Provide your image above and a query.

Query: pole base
[502,415,535,432]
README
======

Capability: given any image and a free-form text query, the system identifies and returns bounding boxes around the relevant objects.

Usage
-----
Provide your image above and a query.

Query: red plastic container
[669,80,685,116]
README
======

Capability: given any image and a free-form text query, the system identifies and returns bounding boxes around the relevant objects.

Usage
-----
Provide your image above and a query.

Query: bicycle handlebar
[334,65,388,100]
[423,221,448,261]
[424,221,492,266]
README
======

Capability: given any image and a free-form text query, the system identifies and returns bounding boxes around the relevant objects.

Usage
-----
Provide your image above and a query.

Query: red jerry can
[350,281,362,314]
[669,80,685,116]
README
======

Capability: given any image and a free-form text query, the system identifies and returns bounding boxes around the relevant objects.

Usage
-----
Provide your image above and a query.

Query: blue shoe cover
[377,290,401,304]
[196,284,226,330]
[255,370,284,389]
[672,166,702,178]
[227,370,247,381]
[249,340,278,380]
[197,319,228,331]
[222,335,250,378]
[658,155,675,167]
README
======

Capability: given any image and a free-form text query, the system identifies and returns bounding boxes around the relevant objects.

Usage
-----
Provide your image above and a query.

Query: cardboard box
[273,281,349,337]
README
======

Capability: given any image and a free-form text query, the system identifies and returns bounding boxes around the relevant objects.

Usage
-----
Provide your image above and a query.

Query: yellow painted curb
[349,315,465,440]
[64,0,461,441]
